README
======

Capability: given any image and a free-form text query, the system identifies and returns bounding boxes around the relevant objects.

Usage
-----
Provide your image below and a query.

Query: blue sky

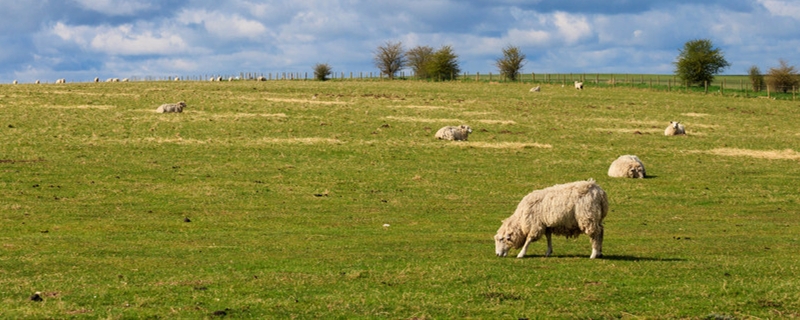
[1,0,799,83]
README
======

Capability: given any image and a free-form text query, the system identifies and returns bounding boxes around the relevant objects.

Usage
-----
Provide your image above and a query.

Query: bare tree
[374,41,406,80]
[766,59,799,93]
[407,45,434,79]
[496,45,526,81]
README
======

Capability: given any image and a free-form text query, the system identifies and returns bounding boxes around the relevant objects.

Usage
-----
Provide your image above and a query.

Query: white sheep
[608,155,646,179]
[574,81,583,90]
[122,78,129,82]
[13,80,18,85]
[105,78,114,82]
[435,125,473,141]
[35,80,40,84]
[156,101,186,113]
[228,77,234,82]
[174,77,180,81]
[257,76,267,81]
[494,179,608,259]
[94,77,99,83]
[55,78,66,84]
[530,86,540,92]
[664,121,686,136]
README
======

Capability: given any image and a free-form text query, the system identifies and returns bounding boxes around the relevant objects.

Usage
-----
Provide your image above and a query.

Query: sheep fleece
[435,125,472,141]
[494,179,608,259]
[156,101,186,113]
[608,155,646,178]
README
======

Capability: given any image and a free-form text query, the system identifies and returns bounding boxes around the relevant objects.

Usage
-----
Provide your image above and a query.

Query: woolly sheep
[664,121,685,136]
[35,80,40,84]
[55,78,66,84]
[228,77,233,82]
[494,179,608,259]
[156,101,186,113]
[435,125,473,141]
[257,76,267,81]
[174,77,180,81]
[105,78,114,82]
[574,81,583,90]
[94,77,99,83]
[13,80,17,85]
[122,78,129,82]
[530,86,540,92]
[608,155,646,179]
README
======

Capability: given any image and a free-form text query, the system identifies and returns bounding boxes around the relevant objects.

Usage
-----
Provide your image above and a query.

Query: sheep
[94,77,99,83]
[435,125,473,141]
[494,179,608,259]
[228,77,234,82]
[105,78,114,82]
[122,78,129,82]
[13,80,18,85]
[530,86,540,92]
[174,77,180,81]
[156,101,186,113]
[574,81,583,90]
[664,121,686,136]
[55,78,66,84]
[257,76,267,81]
[608,155,646,179]
[35,80,40,84]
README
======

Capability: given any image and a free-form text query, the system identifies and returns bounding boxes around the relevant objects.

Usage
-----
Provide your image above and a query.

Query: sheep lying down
[156,101,186,113]
[435,125,472,141]
[494,179,608,259]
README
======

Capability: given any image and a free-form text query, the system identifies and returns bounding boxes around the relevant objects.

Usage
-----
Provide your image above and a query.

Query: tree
[766,59,799,93]
[496,45,526,81]
[313,63,332,81]
[374,41,406,80]
[426,45,460,81]
[748,65,765,92]
[407,45,434,79]
[674,39,730,86]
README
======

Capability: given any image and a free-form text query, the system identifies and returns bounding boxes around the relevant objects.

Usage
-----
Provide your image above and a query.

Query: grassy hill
[1,80,799,318]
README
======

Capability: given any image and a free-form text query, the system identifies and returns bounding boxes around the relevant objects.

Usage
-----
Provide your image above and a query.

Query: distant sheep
[664,121,686,136]
[530,86,541,92]
[228,77,234,82]
[257,76,267,81]
[494,179,608,259]
[13,80,18,85]
[105,78,114,82]
[55,78,66,84]
[608,155,646,179]
[35,80,40,84]
[174,77,180,81]
[435,125,473,141]
[94,77,99,83]
[574,81,583,90]
[156,101,186,113]
[122,78,129,82]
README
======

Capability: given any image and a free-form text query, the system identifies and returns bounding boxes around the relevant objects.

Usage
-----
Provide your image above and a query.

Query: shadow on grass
[518,254,684,262]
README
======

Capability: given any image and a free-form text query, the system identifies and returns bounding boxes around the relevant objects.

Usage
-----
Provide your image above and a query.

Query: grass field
[1,80,799,319]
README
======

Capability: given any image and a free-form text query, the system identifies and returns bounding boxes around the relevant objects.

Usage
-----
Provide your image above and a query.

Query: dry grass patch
[385,116,464,123]
[682,112,709,117]
[388,105,447,110]
[450,141,552,149]
[253,137,344,145]
[264,97,347,105]
[45,104,116,110]
[477,119,516,125]
[703,148,800,160]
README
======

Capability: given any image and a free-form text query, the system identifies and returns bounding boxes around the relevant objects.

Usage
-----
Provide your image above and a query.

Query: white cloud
[757,0,800,18]
[51,22,190,56]
[70,0,152,16]
[178,9,268,40]
[552,11,592,44]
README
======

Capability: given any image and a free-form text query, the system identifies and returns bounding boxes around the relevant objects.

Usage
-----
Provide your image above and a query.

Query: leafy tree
[496,45,526,81]
[374,41,406,79]
[426,45,460,81]
[748,65,765,92]
[766,59,799,93]
[674,39,730,86]
[407,45,434,79]
[313,63,332,81]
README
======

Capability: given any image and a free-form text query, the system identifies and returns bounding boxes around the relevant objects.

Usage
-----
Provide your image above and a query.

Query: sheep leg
[590,227,604,259]
[516,236,534,259]
[545,229,553,257]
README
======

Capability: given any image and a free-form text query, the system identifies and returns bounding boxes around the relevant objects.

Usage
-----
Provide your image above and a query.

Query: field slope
[1,80,799,318]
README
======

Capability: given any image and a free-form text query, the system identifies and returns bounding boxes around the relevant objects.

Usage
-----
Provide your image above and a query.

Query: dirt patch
[705,148,800,160]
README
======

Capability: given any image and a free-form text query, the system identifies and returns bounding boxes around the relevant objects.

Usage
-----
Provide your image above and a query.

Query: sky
[1,0,799,83]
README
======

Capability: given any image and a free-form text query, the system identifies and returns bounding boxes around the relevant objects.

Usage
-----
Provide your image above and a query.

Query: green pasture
[1,80,799,318]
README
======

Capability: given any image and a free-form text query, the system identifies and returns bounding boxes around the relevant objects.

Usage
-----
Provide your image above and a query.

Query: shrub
[766,59,799,93]
[496,45,526,81]
[674,39,730,86]
[407,45,434,80]
[748,65,765,92]
[426,45,460,81]
[313,63,332,81]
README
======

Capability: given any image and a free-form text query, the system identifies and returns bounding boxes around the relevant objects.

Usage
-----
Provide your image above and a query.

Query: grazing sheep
[13,80,18,85]
[122,78,129,82]
[664,121,686,136]
[174,77,180,81]
[257,76,267,81]
[494,179,608,259]
[608,155,646,179]
[156,101,186,113]
[228,77,233,82]
[435,125,473,141]
[94,77,99,83]
[35,80,40,84]
[105,78,114,82]
[530,86,541,92]
[55,78,66,84]
[574,81,583,90]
